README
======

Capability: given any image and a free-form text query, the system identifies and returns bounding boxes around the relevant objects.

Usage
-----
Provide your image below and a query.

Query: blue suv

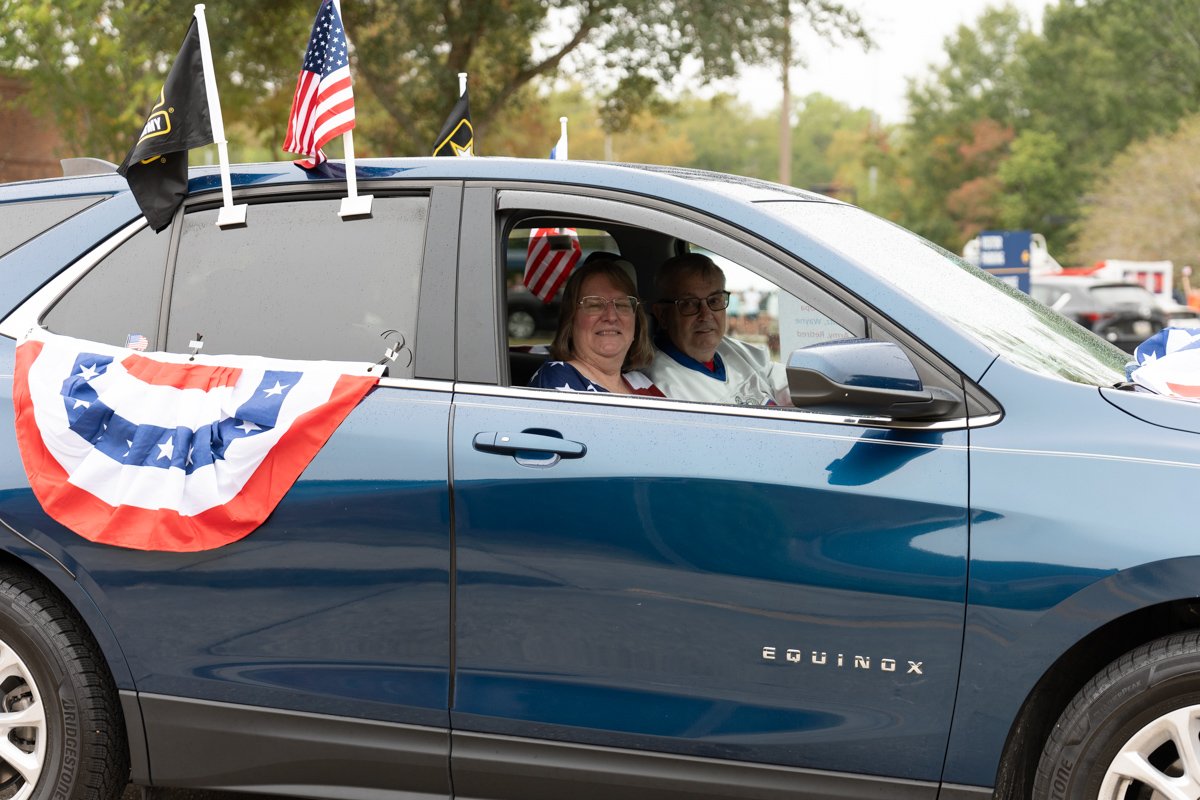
[1,157,1198,800]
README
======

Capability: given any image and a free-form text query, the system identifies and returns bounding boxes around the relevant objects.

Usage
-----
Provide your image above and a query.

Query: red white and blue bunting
[13,328,378,551]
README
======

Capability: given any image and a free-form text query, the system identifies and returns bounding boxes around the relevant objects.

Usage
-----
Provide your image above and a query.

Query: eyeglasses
[658,291,731,316]
[578,295,639,316]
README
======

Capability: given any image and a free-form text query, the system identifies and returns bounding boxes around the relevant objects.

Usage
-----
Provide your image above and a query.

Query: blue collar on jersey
[654,333,726,381]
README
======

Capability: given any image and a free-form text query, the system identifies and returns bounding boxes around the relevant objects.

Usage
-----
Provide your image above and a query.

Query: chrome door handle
[472,431,586,458]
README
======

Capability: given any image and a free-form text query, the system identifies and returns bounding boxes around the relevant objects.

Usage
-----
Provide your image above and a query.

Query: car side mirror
[786,338,960,421]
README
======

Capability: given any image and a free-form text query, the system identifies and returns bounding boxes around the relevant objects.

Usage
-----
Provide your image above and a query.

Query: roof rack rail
[60,158,118,177]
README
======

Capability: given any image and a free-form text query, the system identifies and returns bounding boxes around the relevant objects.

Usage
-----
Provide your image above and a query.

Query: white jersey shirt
[645,336,789,406]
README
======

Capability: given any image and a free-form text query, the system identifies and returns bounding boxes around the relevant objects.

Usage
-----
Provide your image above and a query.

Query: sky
[730,0,1054,123]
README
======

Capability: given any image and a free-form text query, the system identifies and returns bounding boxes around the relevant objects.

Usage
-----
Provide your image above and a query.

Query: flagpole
[334,0,373,218]
[193,5,247,228]
[458,73,475,158]
[557,116,568,161]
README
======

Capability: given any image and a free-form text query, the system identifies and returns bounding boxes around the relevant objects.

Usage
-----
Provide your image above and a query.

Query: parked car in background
[1160,301,1200,330]
[7,157,1200,800]
[503,282,559,339]
[1030,274,1166,352]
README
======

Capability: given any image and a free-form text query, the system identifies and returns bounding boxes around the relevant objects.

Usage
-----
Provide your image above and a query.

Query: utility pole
[778,4,792,186]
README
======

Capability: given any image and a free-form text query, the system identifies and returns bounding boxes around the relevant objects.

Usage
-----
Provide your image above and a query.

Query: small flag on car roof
[118,17,214,233]
[550,117,568,161]
[283,0,357,169]
[433,73,474,157]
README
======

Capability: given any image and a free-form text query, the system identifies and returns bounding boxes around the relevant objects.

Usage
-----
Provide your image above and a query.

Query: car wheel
[1034,633,1200,799]
[507,309,537,340]
[0,570,127,800]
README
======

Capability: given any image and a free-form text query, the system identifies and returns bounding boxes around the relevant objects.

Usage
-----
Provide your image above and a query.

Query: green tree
[897,4,1032,249]
[1023,0,1200,172]
[1000,0,1200,250]
[1072,114,1200,271]
[669,93,778,179]
[995,129,1076,251]
[788,92,873,192]
[0,0,872,161]
[0,1,310,162]
[905,4,1031,142]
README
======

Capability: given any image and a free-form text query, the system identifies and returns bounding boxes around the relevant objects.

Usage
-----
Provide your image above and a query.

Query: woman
[529,259,664,396]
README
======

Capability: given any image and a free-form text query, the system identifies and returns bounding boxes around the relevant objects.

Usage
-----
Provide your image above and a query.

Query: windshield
[757,202,1128,387]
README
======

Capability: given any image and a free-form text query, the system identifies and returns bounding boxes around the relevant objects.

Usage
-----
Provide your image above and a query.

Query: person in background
[646,253,790,406]
[529,259,664,396]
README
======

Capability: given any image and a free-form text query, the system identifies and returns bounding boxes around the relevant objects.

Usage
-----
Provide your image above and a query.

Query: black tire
[0,570,127,800]
[1034,632,1200,799]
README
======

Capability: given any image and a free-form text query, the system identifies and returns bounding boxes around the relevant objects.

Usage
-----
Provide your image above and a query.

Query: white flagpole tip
[194,3,205,11]
[458,73,468,96]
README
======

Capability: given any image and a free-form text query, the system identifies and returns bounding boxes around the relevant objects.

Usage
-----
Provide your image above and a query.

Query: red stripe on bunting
[1166,382,1200,398]
[121,353,243,390]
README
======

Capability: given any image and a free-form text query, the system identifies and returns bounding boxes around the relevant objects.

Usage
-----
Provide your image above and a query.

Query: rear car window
[166,195,428,369]
[42,223,170,348]
[0,196,103,259]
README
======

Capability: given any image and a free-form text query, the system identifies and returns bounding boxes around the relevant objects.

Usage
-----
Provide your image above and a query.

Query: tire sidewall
[1042,649,1200,799]
[0,588,84,800]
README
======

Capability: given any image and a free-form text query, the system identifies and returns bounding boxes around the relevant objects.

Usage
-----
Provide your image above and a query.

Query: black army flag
[118,18,213,232]
[432,88,474,157]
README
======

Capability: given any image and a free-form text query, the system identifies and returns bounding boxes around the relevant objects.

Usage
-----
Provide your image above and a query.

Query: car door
[447,187,970,799]
[2,185,460,794]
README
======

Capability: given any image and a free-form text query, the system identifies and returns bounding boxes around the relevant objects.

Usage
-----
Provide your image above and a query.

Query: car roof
[0,157,838,209]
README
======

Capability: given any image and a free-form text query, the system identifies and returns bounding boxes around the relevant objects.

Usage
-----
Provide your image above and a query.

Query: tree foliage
[1071,114,1200,269]
[898,0,1200,256]
[0,0,869,161]
[6,0,1199,273]
[0,0,311,161]
[895,5,1030,248]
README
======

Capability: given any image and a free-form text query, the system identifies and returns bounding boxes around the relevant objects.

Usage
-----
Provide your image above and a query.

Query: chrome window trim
[0,218,148,340]
[376,376,454,393]
[452,382,976,431]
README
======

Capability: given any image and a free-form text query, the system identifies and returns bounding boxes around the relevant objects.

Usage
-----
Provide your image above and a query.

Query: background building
[1,74,66,183]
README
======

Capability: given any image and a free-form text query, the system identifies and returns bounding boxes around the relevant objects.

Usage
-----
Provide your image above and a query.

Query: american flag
[283,0,355,169]
[523,228,582,303]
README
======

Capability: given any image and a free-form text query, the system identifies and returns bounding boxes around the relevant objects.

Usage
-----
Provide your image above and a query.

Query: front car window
[689,246,853,363]
[757,201,1128,387]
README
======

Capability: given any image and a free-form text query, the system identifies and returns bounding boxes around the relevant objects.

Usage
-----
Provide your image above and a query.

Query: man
[645,253,791,406]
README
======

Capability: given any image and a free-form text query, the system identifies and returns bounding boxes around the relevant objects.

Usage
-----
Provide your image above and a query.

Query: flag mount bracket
[217,204,248,229]
[339,194,374,219]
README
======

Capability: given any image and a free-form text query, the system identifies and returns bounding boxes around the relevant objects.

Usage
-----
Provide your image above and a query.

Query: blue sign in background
[976,230,1032,293]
